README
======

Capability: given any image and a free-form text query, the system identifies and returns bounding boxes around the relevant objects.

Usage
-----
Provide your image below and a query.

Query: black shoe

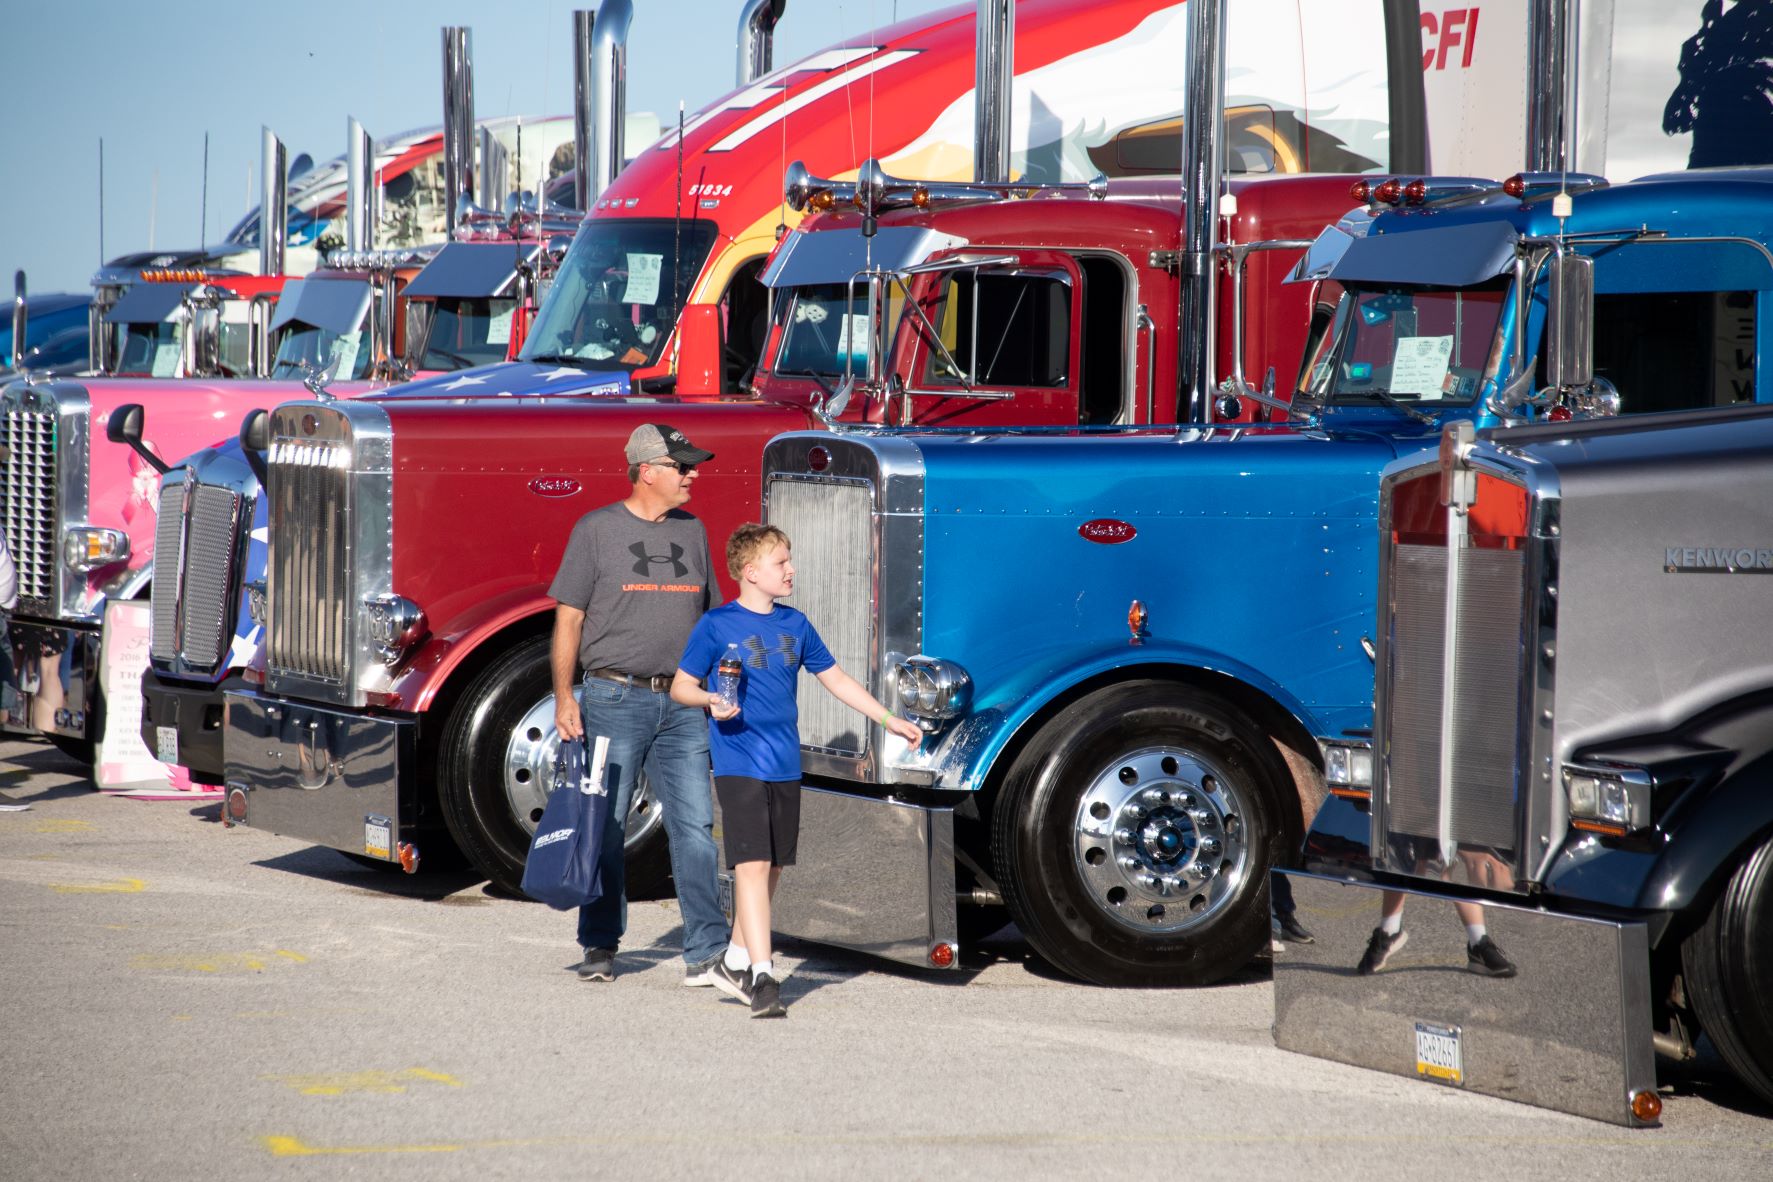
[1467,935,1517,978]
[576,946,616,982]
[750,972,786,1018]
[1276,912,1315,944]
[710,960,754,1004]
[1355,927,1407,974]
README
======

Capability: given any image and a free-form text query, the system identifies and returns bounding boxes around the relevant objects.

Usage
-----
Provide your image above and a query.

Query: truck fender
[98,559,152,602]
[1636,746,1773,919]
[931,636,1328,795]
[390,586,555,713]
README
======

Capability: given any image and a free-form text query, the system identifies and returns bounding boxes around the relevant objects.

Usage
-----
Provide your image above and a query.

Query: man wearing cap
[549,423,728,986]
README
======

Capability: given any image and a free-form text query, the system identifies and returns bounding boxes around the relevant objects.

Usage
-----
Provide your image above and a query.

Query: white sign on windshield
[836,313,869,360]
[330,331,362,378]
[486,305,514,346]
[150,343,180,377]
[1390,335,1453,398]
[622,253,663,306]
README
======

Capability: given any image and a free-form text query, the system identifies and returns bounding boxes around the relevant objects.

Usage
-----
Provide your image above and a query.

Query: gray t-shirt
[548,502,718,677]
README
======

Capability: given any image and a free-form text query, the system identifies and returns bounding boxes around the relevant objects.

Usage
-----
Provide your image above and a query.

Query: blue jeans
[574,678,727,965]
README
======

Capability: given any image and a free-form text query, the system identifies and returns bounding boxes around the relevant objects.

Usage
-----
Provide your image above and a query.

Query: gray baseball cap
[625,423,714,466]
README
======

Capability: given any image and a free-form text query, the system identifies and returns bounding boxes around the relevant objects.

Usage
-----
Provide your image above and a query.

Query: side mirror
[105,403,171,474]
[1544,251,1594,390]
[676,304,724,395]
[239,408,270,485]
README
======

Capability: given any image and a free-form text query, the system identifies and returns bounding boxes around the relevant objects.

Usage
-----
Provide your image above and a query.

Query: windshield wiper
[524,352,599,368]
[1365,387,1438,426]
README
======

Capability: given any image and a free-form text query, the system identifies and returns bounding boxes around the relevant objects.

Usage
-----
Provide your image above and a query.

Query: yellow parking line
[262,1068,465,1097]
[50,877,145,894]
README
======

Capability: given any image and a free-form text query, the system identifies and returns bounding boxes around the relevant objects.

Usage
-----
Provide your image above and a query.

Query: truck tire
[436,636,670,899]
[991,681,1291,987]
[1681,834,1773,1109]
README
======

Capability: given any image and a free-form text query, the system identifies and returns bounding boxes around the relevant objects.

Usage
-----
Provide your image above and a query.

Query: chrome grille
[0,406,59,605]
[267,439,352,684]
[769,478,874,755]
[177,484,244,669]
[1383,542,1525,855]
[149,481,187,662]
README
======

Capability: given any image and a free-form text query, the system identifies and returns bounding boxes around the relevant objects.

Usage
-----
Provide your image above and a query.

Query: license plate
[155,726,178,764]
[1414,1021,1464,1085]
[364,815,392,860]
[717,872,735,921]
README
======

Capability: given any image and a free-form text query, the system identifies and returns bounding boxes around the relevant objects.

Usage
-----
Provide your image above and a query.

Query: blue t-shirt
[678,601,835,780]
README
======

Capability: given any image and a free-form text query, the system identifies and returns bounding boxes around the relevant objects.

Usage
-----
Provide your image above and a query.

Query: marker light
[1502,174,1527,198]
[929,942,956,968]
[1548,405,1574,422]
[1348,180,1372,203]
[809,191,836,212]
[1373,179,1403,205]
[1128,599,1148,641]
[1631,1089,1663,1123]
[806,445,831,472]
[63,527,130,571]
[911,187,931,209]
[398,842,421,874]
[1403,180,1428,204]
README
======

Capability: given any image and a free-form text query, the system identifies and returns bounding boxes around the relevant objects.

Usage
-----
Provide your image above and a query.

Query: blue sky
[0,0,954,293]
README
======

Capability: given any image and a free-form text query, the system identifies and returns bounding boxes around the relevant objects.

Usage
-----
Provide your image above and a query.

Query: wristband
[880,709,895,724]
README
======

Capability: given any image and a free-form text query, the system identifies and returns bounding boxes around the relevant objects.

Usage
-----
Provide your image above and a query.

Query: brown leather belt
[586,668,673,693]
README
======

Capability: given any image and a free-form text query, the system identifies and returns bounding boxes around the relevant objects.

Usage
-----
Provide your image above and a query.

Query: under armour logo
[630,542,688,577]
[742,633,799,670]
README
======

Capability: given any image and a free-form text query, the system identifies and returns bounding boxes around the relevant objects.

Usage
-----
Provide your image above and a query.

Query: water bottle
[717,643,742,709]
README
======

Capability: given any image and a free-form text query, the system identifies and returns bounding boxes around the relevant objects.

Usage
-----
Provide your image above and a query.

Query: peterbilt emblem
[528,477,582,498]
[1079,519,1137,544]
[1665,546,1773,573]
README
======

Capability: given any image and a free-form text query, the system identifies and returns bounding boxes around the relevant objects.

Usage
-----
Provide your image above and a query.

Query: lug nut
[1199,838,1222,859]
[1141,788,1166,806]
[1118,855,1140,871]
[1114,827,1135,846]
[1136,872,1159,890]
[1123,803,1148,820]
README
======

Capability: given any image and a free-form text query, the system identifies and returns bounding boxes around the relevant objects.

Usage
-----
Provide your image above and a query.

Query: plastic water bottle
[717,643,742,709]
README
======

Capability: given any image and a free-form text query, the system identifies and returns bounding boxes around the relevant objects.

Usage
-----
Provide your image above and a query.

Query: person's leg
[574,681,652,955]
[644,694,727,966]
[733,859,774,966]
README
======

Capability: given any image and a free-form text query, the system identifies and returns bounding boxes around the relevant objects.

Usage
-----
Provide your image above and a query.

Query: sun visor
[760,226,969,289]
[1290,220,1520,287]
[270,277,372,334]
[103,283,193,324]
[403,242,542,299]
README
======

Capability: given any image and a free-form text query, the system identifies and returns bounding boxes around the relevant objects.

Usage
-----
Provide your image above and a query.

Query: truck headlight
[1563,764,1652,836]
[1320,738,1374,801]
[363,593,427,666]
[892,656,971,730]
[63,527,130,571]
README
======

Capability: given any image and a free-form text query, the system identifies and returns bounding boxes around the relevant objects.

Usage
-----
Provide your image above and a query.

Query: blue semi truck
[758,164,1773,987]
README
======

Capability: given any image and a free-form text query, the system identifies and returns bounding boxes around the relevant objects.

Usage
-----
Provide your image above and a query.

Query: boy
[673,523,922,1017]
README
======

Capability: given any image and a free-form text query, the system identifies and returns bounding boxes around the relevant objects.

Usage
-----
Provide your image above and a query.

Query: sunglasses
[647,459,697,474]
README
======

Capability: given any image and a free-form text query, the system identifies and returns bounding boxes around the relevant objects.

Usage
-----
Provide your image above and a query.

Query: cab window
[919,271,1069,389]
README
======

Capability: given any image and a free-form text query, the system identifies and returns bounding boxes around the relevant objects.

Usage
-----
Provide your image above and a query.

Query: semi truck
[182,0,1434,891]
[1273,402,1773,1125]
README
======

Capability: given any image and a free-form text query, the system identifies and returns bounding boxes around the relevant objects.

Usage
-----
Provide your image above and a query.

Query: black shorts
[714,776,801,868]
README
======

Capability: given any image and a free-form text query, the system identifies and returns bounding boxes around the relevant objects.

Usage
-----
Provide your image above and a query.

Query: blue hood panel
[374,361,631,400]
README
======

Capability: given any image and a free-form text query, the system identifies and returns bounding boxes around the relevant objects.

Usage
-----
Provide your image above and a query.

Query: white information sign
[329,331,362,378]
[622,253,663,306]
[486,305,514,346]
[1390,335,1454,398]
[836,313,870,360]
[150,342,180,377]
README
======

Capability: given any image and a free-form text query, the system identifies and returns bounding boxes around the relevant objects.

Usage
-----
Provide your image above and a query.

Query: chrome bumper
[0,618,100,740]
[1272,870,1657,1126]
[140,670,248,784]
[763,786,960,970]
[222,689,417,865]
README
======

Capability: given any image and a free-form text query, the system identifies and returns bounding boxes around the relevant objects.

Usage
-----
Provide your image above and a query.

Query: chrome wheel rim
[1072,745,1249,935]
[503,694,662,850]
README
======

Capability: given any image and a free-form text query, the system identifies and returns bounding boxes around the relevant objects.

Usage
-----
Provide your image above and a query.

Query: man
[549,423,728,985]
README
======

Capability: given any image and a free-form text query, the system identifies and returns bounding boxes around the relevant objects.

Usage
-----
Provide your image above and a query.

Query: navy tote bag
[520,734,611,909]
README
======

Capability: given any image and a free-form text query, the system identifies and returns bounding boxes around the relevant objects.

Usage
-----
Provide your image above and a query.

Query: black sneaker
[682,954,723,988]
[1467,935,1518,978]
[575,946,616,982]
[1355,927,1407,974]
[710,960,754,1004]
[1276,912,1315,944]
[750,972,786,1018]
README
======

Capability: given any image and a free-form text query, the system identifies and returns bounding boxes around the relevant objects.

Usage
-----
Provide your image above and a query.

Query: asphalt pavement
[2,736,1770,1181]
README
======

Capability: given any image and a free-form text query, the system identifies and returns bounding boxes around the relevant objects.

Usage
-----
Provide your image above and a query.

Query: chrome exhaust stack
[1177,0,1226,422]
[442,26,475,236]
[737,0,786,85]
[478,126,510,212]
[577,0,633,208]
[1526,0,1578,172]
[10,271,24,371]
[973,0,1013,183]
[345,116,375,253]
[260,127,288,277]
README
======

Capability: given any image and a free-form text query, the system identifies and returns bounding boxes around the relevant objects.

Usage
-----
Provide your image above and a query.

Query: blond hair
[726,522,790,580]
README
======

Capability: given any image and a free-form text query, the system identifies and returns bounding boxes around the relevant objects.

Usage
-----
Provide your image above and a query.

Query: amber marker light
[912,186,931,208]
[928,942,956,968]
[809,191,835,211]
[397,842,421,874]
[1128,599,1148,642]
[1631,1089,1662,1123]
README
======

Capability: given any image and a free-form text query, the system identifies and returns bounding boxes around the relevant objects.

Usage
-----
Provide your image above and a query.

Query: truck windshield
[270,323,373,381]
[1301,281,1508,409]
[413,296,519,369]
[520,218,717,369]
[112,321,185,377]
[770,283,905,377]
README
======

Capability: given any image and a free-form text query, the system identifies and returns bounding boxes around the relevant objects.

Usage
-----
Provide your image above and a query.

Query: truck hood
[367,360,631,401]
